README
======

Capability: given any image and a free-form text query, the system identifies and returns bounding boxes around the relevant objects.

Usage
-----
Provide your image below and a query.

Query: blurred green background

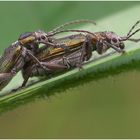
[0,1,140,138]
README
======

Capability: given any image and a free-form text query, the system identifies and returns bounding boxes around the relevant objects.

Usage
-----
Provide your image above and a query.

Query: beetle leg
[84,34,93,60]
[21,76,30,87]
[38,39,70,52]
[79,34,93,68]
[21,62,68,87]
[104,41,125,54]
[26,50,49,71]
[0,72,15,81]
[62,56,71,69]
[41,62,68,70]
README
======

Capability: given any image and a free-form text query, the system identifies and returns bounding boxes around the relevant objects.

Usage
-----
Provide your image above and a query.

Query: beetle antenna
[127,20,140,36]
[50,19,96,33]
[47,29,97,38]
[121,28,140,41]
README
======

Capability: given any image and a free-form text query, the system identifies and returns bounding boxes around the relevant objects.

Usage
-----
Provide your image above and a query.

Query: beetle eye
[112,38,118,43]
[41,35,46,40]
[110,37,119,45]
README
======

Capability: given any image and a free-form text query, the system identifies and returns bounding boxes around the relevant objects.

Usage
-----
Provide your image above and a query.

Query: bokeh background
[0,1,140,138]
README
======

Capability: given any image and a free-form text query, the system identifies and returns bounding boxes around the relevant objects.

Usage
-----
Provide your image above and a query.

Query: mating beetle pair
[0,19,140,91]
